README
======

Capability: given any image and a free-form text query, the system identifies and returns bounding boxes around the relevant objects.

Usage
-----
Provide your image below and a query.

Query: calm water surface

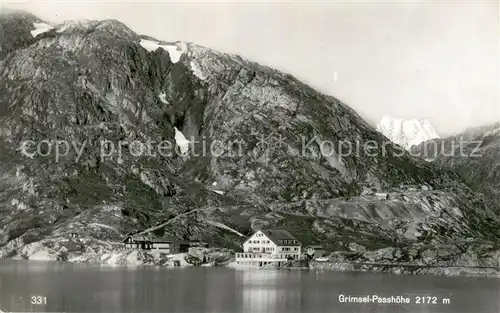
[0,260,498,313]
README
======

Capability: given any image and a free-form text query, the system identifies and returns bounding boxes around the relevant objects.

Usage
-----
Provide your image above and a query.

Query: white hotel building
[235,229,302,268]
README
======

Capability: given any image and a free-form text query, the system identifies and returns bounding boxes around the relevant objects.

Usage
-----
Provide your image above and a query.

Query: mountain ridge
[1,13,499,273]
[411,121,500,202]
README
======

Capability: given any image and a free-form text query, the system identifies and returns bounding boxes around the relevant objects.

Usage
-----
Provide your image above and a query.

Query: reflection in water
[0,260,498,313]
[241,270,279,313]
[204,268,238,313]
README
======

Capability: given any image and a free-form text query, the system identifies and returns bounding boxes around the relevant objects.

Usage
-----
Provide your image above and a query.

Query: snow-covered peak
[376,116,439,150]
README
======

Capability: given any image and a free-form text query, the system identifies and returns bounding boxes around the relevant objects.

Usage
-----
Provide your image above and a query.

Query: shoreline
[308,261,500,278]
[5,240,500,279]
[3,256,500,278]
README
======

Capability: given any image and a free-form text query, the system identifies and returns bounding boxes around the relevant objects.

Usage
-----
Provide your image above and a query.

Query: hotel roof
[260,229,301,246]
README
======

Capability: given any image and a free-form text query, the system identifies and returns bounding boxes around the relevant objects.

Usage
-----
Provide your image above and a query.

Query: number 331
[31,296,47,305]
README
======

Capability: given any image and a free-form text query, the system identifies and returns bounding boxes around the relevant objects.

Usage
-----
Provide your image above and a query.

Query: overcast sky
[3,1,499,135]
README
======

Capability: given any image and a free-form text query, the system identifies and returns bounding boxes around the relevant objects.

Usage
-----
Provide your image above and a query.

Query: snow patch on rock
[174,127,189,154]
[206,221,244,237]
[89,223,117,232]
[190,60,206,80]
[31,22,54,37]
[139,39,185,63]
[56,25,69,33]
[159,92,169,104]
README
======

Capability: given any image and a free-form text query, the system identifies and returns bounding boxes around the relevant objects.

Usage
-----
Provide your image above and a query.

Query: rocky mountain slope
[376,116,439,150]
[410,122,499,160]
[1,12,499,270]
[412,122,500,201]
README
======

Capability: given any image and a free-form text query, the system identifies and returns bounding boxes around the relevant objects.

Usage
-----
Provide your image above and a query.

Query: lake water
[0,260,498,313]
